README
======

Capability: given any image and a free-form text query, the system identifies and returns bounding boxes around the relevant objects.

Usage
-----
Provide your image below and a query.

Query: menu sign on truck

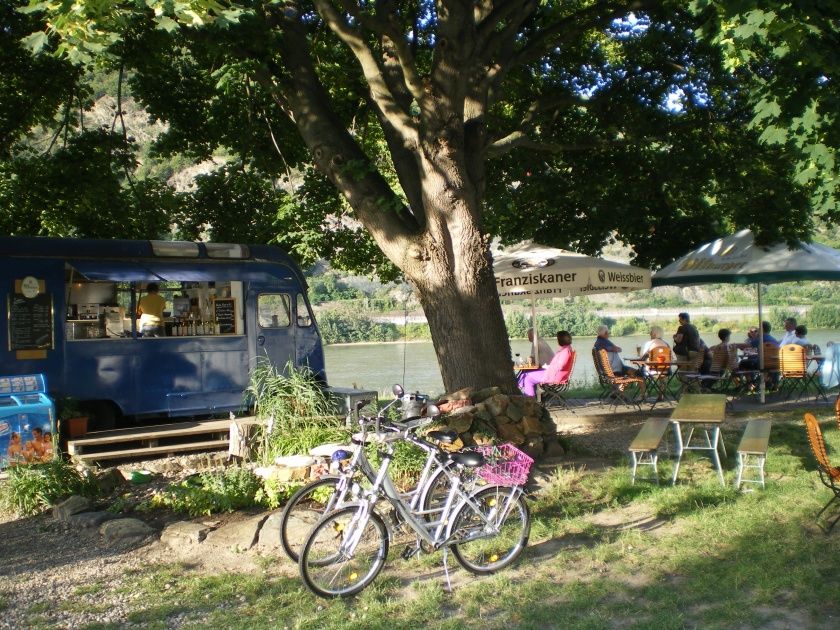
[213,298,236,335]
[8,278,53,352]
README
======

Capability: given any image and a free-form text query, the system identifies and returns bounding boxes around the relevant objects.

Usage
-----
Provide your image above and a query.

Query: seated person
[708,328,740,372]
[738,321,778,370]
[519,331,574,397]
[792,324,810,348]
[527,328,555,366]
[640,326,669,361]
[593,325,640,377]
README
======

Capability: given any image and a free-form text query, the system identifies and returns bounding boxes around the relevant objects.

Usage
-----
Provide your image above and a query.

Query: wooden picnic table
[669,393,727,486]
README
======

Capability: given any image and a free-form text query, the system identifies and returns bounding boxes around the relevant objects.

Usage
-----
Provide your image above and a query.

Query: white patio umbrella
[493,242,652,360]
[652,228,840,400]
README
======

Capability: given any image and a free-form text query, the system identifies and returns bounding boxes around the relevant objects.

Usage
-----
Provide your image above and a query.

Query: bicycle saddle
[450,451,485,468]
[426,429,458,444]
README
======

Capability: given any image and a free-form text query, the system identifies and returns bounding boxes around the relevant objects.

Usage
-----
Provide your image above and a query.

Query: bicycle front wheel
[450,485,530,574]
[299,506,389,598]
[280,476,343,562]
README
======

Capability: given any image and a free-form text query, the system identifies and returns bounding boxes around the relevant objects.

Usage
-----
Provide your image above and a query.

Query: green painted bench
[629,417,671,484]
[735,419,771,490]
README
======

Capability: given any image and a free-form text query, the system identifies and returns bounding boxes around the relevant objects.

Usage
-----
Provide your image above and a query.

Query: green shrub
[255,478,304,510]
[247,361,351,465]
[147,467,263,517]
[0,459,99,516]
[807,304,840,329]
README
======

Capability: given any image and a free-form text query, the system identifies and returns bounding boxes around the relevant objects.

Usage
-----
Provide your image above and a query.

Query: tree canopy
[6,0,834,390]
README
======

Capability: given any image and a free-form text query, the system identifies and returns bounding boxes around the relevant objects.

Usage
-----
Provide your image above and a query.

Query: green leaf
[155,16,179,33]
[21,31,49,54]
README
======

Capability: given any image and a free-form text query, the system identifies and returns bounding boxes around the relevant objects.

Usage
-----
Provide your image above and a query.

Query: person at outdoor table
[527,328,555,366]
[639,326,669,360]
[792,324,813,352]
[709,328,740,372]
[518,331,573,397]
[672,312,701,363]
[593,325,640,376]
[737,321,778,370]
[779,317,798,346]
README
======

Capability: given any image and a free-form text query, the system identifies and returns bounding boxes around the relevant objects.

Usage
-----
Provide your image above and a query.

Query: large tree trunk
[413,241,518,394]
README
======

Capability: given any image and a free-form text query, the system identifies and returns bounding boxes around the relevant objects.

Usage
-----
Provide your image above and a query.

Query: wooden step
[71,439,230,463]
[66,417,261,462]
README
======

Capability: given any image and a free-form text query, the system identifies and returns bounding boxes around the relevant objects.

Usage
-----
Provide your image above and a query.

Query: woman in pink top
[519,331,573,397]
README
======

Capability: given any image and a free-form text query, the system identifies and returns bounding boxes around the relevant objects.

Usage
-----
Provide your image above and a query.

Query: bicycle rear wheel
[299,506,389,598]
[450,485,530,574]
[280,476,343,562]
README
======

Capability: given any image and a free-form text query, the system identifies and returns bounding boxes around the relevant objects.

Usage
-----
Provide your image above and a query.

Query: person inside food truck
[137,282,167,337]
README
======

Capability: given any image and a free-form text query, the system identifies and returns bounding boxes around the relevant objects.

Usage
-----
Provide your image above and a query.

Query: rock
[471,417,497,435]
[95,468,125,494]
[283,509,322,546]
[522,435,545,459]
[544,438,566,457]
[67,511,117,529]
[471,387,500,403]
[274,455,316,468]
[274,466,309,482]
[473,433,495,446]
[449,404,479,416]
[256,512,283,550]
[520,415,543,437]
[459,431,475,447]
[161,521,213,546]
[447,387,474,401]
[53,496,92,521]
[519,397,542,418]
[100,518,155,541]
[440,437,465,452]
[506,402,524,423]
[473,407,495,423]
[484,394,510,417]
[309,443,354,458]
[496,423,525,445]
[446,412,474,434]
[204,514,269,552]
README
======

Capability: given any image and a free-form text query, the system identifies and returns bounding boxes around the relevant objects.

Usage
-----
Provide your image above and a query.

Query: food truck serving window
[258,294,291,328]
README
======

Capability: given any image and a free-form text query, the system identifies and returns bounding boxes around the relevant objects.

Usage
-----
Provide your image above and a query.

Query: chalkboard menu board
[213,298,236,335]
[8,293,53,351]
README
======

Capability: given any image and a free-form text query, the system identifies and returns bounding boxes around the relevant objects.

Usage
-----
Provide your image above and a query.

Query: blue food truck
[0,237,326,430]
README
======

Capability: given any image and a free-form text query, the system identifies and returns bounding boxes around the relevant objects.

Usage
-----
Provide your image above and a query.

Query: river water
[324,330,840,396]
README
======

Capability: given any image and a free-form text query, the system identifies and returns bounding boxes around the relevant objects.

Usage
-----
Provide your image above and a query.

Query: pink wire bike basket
[475,443,534,486]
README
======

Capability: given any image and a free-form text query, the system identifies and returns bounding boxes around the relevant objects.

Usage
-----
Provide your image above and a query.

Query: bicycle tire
[299,506,389,598]
[449,485,530,574]
[279,476,343,562]
[418,465,451,522]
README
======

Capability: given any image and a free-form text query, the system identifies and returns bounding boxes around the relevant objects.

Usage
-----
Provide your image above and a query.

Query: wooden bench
[629,418,671,484]
[735,419,771,490]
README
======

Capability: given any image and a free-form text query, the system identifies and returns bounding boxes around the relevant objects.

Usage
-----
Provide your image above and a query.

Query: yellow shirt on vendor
[137,293,166,328]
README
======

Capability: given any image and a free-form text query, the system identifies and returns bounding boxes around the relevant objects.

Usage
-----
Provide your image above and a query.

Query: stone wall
[432,387,559,458]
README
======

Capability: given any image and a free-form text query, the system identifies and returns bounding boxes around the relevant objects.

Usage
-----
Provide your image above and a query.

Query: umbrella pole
[757,283,765,403]
[531,298,538,363]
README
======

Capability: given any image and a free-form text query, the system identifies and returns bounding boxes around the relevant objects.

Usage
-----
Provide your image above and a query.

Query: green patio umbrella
[652,229,840,401]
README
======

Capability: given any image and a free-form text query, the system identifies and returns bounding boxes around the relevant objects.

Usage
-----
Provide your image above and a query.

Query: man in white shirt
[779,317,797,346]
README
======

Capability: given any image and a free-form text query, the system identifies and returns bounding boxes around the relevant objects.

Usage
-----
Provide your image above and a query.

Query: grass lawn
[19,407,840,629]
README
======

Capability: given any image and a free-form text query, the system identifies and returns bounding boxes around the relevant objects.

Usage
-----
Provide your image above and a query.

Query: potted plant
[58,397,88,439]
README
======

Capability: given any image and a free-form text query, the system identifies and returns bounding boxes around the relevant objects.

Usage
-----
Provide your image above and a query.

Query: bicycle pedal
[401,544,422,560]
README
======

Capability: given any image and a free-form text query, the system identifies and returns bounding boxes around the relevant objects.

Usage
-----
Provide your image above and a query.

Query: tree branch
[312,0,419,147]
[485,131,630,157]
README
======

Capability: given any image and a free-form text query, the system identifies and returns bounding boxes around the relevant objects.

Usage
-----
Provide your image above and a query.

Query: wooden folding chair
[646,346,674,406]
[675,350,706,396]
[592,348,613,406]
[538,350,577,413]
[803,413,840,533]
[778,344,809,401]
[597,348,644,410]
[763,342,780,391]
